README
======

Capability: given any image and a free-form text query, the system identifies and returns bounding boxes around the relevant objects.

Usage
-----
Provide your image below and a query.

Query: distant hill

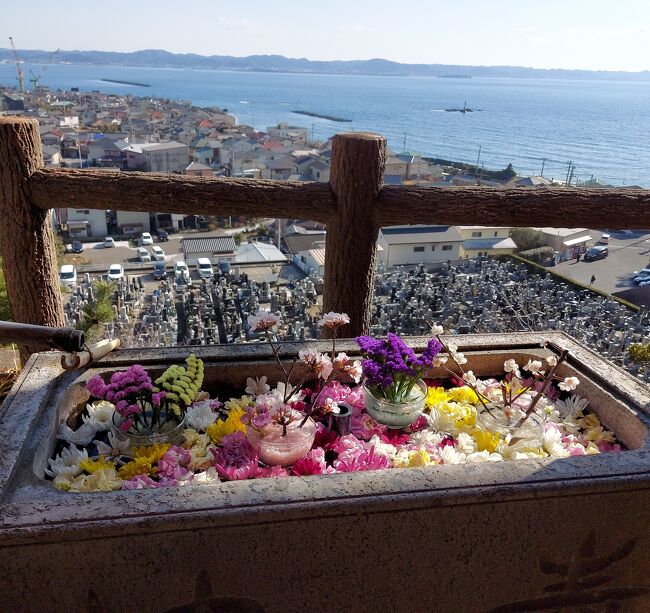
[1,48,649,81]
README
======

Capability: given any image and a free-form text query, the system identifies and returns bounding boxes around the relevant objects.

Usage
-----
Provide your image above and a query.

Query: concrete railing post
[324,133,386,337]
[0,117,64,362]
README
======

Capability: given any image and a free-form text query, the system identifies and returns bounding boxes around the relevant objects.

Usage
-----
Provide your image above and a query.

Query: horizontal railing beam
[29,168,337,223]
[376,185,650,229]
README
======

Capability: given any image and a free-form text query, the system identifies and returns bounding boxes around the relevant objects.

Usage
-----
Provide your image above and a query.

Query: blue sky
[3,0,650,71]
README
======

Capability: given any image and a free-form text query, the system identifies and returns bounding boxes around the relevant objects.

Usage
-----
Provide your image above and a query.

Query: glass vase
[246,415,316,467]
[363,379,426,428]
[111,411,186,447]
[476,408,545,448]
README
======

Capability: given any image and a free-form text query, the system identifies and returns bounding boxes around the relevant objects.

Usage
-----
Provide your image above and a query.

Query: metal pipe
[0,321,84,353]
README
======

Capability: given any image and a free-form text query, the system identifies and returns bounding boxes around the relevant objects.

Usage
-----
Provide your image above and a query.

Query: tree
[77,279,116,341]
[510,228,547,252]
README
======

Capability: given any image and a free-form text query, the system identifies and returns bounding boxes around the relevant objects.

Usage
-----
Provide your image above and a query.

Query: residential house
[116,211,151,235]
[139,142,190,173]
[377,225,463,267]
[266,123,309,143]
[307,160,330,182]
[65,207,108,238]
[264,158,298,180]
[457,226,517,258]
[42,145,62,167]
[295,248,325,277]
[384,156,409,179]
[283,232,326,256]
[234,242,288,264]
[181,235,237,264]
[535,227,593,261]
[87,137,123,167]
[184,162,213,177]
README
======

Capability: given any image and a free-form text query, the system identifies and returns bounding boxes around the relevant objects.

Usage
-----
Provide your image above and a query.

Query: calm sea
[2,62,650,186]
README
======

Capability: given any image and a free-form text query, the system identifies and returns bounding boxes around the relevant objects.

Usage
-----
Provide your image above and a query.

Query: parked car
[196,257,214,279]
[151,245,165,261]
[71,241,84,254]
[174,260,191,283]
[104,236,115,248]
[218,259,231,274]
[599,233,612,244]
[157,230,169,242]
[107,264,125,281]
[137,247,151,262]
[141,232,154,246]
[153,261,167,280]
[583,245,608,261]
[59,264,77,287]
[633,269,650,285]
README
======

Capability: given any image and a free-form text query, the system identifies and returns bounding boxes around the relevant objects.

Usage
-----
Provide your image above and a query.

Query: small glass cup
[246,415,316,467]
[363,379,426,428]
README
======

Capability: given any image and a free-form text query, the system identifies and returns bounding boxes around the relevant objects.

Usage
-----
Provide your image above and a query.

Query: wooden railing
[1,117,650,359]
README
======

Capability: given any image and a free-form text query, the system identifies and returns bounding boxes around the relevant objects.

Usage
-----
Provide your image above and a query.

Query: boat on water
[445,101,473,113]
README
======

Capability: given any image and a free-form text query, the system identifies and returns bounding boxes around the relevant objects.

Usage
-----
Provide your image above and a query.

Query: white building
[377,225,463,268]
[116,211,150,235]
[65,208,107,238]
[139,142,190,173]
[535,227,592,261]
[295,248,325,277]
[235,242,287,264]
[457,226,518,258]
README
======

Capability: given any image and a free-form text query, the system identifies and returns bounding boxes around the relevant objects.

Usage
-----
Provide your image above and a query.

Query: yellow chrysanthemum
[69,468,122,492]
[447,386,479,405]
[224,395,254,412]
[132,443,170,464]
[425,386,450,410]
[79,457,113,474]
[450,402,477,430]
[118,457,156,480]
[408,450,432,467]
[206,407,246,444]
[472,429,501,453]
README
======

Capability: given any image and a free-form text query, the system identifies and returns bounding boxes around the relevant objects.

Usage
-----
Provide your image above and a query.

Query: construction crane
[29,48,60,89]
[8,36,25,94]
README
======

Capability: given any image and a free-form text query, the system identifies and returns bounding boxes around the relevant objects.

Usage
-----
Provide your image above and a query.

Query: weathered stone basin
[1,332,649,613]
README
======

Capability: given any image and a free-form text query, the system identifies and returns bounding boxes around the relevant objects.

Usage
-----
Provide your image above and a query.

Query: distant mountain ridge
[1,48,649,81]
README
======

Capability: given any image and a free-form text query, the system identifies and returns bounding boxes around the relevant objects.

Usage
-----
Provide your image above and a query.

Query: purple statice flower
[333,446,390,472]
[413,338,443,369]
[210,432,260,481]
[86,375,108,398]
[152,391,167,407]
[355,335,386,357]
[118,417,134,432]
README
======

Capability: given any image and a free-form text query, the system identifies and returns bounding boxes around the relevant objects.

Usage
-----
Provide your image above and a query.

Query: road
[554,230,650,295]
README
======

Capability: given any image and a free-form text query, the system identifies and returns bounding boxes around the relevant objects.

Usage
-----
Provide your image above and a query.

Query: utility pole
[565,161,574,187]
[310,123,315,143]
[402,132,407,152]
[476,145,482,175]
[540,158,546,177]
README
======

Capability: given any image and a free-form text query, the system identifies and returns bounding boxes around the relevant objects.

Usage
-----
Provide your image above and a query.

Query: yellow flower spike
[79,457,113,474]
[473,429,501,453]
[132,443,170,464]
[425,387,450,410]
[408,450,432,467]
[118,457,156,480]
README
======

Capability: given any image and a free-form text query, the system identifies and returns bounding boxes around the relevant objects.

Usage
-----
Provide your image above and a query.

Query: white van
[137,247,151,262]
[197,258,214,279]
[60,264,77,287]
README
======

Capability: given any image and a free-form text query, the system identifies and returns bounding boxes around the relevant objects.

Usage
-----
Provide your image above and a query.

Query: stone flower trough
[1,331,649,613]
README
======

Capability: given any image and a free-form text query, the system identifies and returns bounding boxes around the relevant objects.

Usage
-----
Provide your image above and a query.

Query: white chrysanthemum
[82,401,115,432]
[439,445,467,465]
[408,429,446,448]
[185,401,218,431]
[94,430,131,457]
[456,431,478,454]
[543,426,571,458]
[45,444,89,478]
[554,394,589,418]
[57,421,100,446]
[366,435,397,463]
[427,405,456,433]
[245,376,270,397]
[466,450,503,463]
